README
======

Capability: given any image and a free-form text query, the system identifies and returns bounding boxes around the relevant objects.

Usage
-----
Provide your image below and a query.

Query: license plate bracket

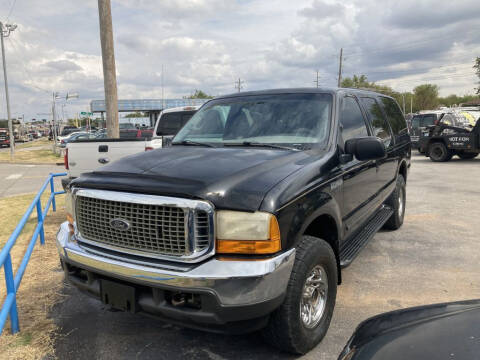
[100,279,136,313]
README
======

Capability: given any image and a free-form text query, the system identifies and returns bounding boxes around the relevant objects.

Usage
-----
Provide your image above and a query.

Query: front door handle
[98,158,110,164]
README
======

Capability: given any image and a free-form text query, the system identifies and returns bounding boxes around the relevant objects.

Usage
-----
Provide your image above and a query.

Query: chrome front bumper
[56,222,295,307]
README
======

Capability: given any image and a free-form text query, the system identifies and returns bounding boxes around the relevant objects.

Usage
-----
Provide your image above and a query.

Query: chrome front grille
[73,189,214,262]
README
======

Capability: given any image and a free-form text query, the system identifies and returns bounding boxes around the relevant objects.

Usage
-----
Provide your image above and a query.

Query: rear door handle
[99,145,108,152]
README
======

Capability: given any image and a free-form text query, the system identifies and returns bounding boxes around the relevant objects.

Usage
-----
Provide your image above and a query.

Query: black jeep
[57,88,411,354]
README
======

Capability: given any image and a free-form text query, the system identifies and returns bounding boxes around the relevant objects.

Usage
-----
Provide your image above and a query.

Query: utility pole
[52,92,58,145]
[235,78,244,93]
[97,0,119,138]
[337,48,343,88]
[314,70,320,88]
[410,95,413,114]
[0,22,17,160]
[161,64,165,109]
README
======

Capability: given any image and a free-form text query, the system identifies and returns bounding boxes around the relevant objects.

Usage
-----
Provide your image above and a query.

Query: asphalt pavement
[0,163,64,198]
[52,154,480,360]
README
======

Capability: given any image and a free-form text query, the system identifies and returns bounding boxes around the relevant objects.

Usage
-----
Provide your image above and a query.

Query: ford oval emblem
[110,218,130,231]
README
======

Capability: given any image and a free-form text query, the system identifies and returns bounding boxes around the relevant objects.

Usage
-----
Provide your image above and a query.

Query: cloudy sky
[1,0,479,121]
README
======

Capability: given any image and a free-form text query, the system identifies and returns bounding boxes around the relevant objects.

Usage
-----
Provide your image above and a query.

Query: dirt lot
[51,154,480,360]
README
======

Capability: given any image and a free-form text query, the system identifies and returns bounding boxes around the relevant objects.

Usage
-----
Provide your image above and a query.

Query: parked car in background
[61,126,80,136]
[57,131,89,144]
[0,128,10,147]
[63,107,200,186]
[57,88,410,354]
[60,132,97,148]
[418,117,480,161]
[410,113,439,149]
[63,128,153,184]
[147,105,200,149]
[339,299,480,360]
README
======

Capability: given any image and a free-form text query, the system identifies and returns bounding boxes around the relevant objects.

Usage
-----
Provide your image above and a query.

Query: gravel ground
[52,153,480,360]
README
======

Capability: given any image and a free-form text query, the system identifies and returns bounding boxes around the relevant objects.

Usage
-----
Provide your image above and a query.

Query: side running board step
[340,206,393,268]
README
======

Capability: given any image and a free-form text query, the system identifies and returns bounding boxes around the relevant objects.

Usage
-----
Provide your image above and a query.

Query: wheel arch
[302,212,342,284]
[397,159,408,182]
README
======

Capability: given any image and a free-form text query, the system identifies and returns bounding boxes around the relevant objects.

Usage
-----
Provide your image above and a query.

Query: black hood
[71,146,315,211]
[339,299,480,360]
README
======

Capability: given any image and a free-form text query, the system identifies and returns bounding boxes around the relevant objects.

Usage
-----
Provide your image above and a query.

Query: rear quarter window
[379,97,408,142]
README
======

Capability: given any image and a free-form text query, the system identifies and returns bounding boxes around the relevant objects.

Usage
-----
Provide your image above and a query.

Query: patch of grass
[0,149,61,165]
[16,139,51,149]
[0,193,66,359]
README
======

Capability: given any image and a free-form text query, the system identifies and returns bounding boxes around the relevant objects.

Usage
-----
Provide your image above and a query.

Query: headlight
[65,190,75,235]
[216,211,281,254]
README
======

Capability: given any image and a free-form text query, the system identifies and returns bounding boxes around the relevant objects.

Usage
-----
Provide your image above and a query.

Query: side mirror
[344,136,386,161]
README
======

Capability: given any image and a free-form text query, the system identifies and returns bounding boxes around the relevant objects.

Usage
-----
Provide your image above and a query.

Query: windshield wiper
[171,140,215,148]
[223,141,298,151]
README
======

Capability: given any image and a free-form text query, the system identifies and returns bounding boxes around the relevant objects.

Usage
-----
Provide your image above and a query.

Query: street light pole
[0,22,16,160]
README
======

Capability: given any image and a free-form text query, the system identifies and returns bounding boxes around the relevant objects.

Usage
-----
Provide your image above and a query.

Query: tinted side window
[422,115,436,126]
[340,96,369,142]
[412,116,421,128]
[157,112,195,136]
[360,97,392,147]
[380,97,407,135]
[181,113,194,125]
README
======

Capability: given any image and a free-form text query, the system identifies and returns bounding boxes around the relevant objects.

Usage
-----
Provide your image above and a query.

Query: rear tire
[428,142,452,162]
[457,152,478,160]
[383,174,406,230]
[262,236,337,354]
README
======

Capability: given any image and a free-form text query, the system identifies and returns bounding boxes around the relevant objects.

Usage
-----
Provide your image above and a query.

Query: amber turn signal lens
[67,213,75,235]
[217,216,281,255]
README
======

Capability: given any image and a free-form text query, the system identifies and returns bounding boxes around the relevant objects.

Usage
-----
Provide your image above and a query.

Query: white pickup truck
[63,106,200,187]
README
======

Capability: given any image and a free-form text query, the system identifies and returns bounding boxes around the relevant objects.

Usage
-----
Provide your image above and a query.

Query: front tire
[262,236,337,354]
[383,174,406,230]
[429,142,452,162]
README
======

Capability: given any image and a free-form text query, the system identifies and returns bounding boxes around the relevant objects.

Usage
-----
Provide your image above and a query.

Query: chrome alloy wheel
[300,265,328,329]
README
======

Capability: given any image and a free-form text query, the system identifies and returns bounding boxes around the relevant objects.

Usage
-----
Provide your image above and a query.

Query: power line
[7,36,50,93]
[5,0,17,22]
[377,73,475,86]
[353,62,474,77]
[343,27,480,58]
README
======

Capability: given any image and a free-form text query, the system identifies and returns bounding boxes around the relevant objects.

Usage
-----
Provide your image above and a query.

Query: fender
[275,186,343,282]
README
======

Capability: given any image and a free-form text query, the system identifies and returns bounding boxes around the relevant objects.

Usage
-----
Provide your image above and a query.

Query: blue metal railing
[0,172,66,335]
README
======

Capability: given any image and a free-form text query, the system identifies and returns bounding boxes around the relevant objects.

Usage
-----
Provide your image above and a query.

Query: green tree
[413,84,439,110]
[341,74,410,110]
[340,74,370,88]
[186,90,214,99]
[438,94,479,107]
[474,57,480,94]
[125,112,145,118]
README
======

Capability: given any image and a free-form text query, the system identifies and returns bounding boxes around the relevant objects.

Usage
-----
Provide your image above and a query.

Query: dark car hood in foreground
[339,299,480,360]
[71,146,318,211]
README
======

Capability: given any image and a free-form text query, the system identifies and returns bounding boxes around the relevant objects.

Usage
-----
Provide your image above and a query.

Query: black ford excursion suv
[57,88,410,354]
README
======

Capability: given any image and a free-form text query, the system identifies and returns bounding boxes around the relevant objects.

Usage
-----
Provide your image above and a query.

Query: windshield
[173,93,332,149]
